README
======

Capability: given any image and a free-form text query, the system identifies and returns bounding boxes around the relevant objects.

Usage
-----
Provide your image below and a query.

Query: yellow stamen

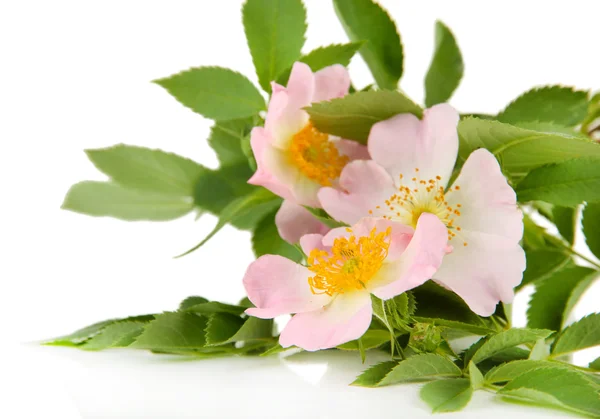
[307,227,391,296]
[288,122,349,186]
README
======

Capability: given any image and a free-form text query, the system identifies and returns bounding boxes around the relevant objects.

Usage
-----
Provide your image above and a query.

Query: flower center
[288,122,349,186]
[307,227,391,296]
[370,169,467,246]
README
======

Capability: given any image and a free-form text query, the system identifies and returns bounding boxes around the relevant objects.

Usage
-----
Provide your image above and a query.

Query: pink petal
[244,255,331,319]
[279,291,372,351]
[318,160,396,224]
[369,213,448,299]
[334,139,370,161]
[275,200,330,244]
[433,149,525,316]
[312,64,351,103]
[299,233,328,255]
[368,104,459,189]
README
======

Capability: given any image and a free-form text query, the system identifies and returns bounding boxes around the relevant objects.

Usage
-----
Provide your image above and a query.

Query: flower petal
[318,160,396,224]
[334,139,370,161]
[275,200,330,244]
[369,213,448,299]
[244,255,331,319]
[368,104,459,188]
[279,291,372,351]
[312,64,351,103]
[299,233,328,255]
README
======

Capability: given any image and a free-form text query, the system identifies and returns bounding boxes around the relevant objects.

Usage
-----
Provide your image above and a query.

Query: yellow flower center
[288,122,349,186]
[307,227,391,296]
[370,169,467,246]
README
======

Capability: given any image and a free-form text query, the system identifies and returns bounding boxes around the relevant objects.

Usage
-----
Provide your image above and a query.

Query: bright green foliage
[205,313,245,345]
[424,21,464,107]
[420,379,473,413]
[552,206,577,244]
[252,209,303,262]
[582,203,600,260]
[498,367,600,417]
[470,328,552,364]
[337,329,390,351]
[62,181,194,221]
[519,250,571,290]
[527,266,596,331]
[83,322,145,350]
[45,319,123,346]
[458,118,600,176]
[551,313,600,356]
[350,360,397,387]
[130,312,208,350]
[485,360,570,383]
[333,0,403,89]
[497,86,589,126]
[379,354,462,387]
[468,362,484,389]
[154,67,265,120]
[517,157,600,206]
[208,118,255,167]
[411,282,486,326]
[590,357,600,370]
[179,296,209,310]
[306,90,422,143]
[243,0,306,92]
[216,317,273,344]
[184,302,247,316]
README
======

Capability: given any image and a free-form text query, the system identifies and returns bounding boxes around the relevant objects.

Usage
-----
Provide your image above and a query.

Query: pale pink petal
[275,200,329,244]
[244,255,331,319]
[334,139,370,160]
[369,213,448,299]
[312,64,351,103]
[318,160,396,224]
[368,104,459,189]
[248,127,294,201]
[279,291,372,351]
[299,233,328,255]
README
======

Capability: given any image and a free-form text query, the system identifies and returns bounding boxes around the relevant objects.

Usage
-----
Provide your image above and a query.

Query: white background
[1,0,599,418]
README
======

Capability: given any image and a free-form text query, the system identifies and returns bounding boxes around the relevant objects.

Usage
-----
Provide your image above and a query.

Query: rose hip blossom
[243,217,448,351]
[319,104,526,316]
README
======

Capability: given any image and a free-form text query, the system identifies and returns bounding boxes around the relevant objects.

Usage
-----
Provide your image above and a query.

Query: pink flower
[243,216,448,351]
[248,62,368,208]
[274,200,330,244]
[319,104,525,316]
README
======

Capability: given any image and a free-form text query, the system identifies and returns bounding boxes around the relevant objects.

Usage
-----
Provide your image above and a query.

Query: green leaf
[517,157,600,206]
[562,275,597,329]
[458,118,600,177]
[179,296,209,310]
[470,328,552,364]
[218,316,274,344]
[85,145,205,196]
[252,209,302,262]
[468,362,484,389]
[178,188,279,257]
[303,207,347,228]
[553,206,577,244]
[62,181,193,221]
[154,67,265,120]
[420,378,473,413]
[130,312,208,350]
[414,317,495,337]
[498,367,600,417]
[378,354,462,387]
[333,0,403,89]
[337,329,390,351]
[527,266,596,331]
[497,86,589,126]
[583,203,600,260]
[590,357,600,370]
[45,319,121,346]
[82,322,145,350]
[522,215,548,250]
[424,21,464,107]
[208,118,254,167]
[242,0,306,93]
[277,42,364,85]
[351,361,397,387]
[204,313,245,345]
[485,360,570,383]
[184,302,246,316]
[551,313,600,356]
[306,90,422,144]
[519,249,571,290]
[528,339,549,360]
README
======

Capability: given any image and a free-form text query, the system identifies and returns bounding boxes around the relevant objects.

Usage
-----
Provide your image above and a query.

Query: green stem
[548,235,600,270]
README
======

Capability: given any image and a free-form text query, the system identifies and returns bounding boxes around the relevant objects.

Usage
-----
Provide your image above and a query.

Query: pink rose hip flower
[319,104,525,316]
[243,216,448,351]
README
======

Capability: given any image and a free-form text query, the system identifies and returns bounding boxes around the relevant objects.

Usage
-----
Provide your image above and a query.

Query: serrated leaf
[458,118,600,177]
[553,206,577,244]
[333,0,403,89]
[414,317,495,338]
[471,328,552,364]
[527,266,596,331]
[178,296,209,310]
[583,203,600,260]
[243,0,306,93]
[85,145,205,196]
[205,313,245,345]
[184,301,246,316]
[62,182,193,221]
[208,118,254,167]
[485,360,570,383]
[130,312,208,350]
[528,339,550,361]
[411,282,486,326]
[522,214,548,250]
[252,209,302,262]
[351,360,397,387]
[515,121,583,136]
[517,157,600,206]
[468,362,484,389]
[590,357,600,370]
[420,378,473,413]
[562,275,597,329]
[378,354,462,387]
[222,316,274,344]
[277,42,364,85]
[551,313,600,356]
[498,367,600,417]
[82,322,145,350]
[497,86,589,126]
[306,90,422,144]
[518,249,571,290]
[424,20,464,107]
[177,187,279,257]
[154,67,265,120]
[45,319,120,346]
[337,329,390,351]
